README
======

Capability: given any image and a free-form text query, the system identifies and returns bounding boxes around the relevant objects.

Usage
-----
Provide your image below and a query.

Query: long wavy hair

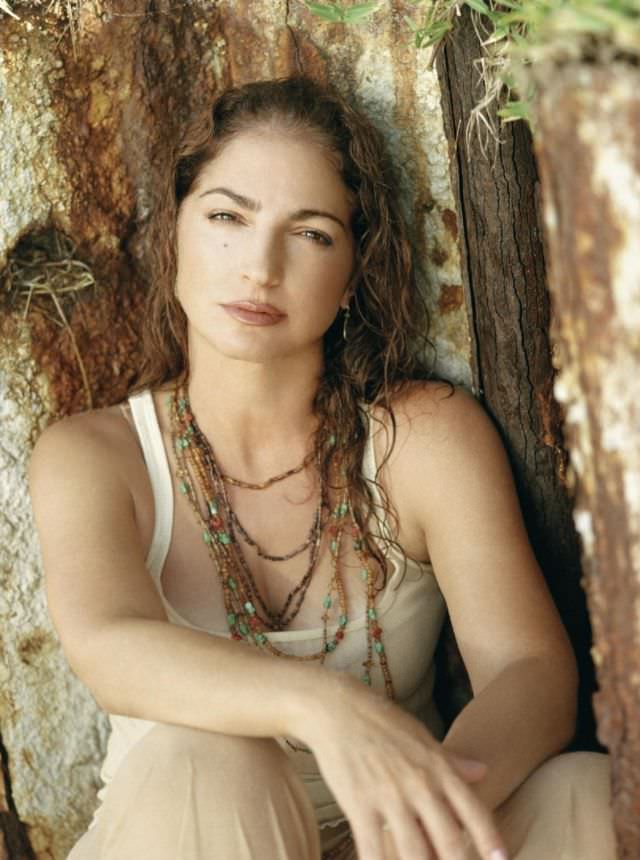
[134,76,441,589]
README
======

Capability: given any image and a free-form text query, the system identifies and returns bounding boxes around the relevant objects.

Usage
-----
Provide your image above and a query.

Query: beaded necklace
[186,408,325,630]
[221,452,315,488]
[168,384,395,699]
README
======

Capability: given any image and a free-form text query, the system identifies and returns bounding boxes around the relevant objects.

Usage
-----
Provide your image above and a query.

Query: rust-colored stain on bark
[535,377,570,488]
[1,4,228,419]
[16,632,53,668]
[442,207,458,241]
[429,243,449,267]
[438,283,463,314]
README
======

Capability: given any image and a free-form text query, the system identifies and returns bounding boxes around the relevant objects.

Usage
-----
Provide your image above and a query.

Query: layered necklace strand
[221,452,315,488]
[185,411,324,630]
[168,384,395,700]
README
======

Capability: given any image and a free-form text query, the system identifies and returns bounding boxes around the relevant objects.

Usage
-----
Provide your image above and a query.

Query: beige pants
[68,723,615,860]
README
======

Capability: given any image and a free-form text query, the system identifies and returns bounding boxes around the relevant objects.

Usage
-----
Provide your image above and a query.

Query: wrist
[288,668,363,746]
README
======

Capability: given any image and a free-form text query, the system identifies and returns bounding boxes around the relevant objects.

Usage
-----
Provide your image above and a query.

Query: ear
[339,279,355,311]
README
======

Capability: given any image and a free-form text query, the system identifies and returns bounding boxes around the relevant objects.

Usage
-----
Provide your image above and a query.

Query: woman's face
[174,128,356,366]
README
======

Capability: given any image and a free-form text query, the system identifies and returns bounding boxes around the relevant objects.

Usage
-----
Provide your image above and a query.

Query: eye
[299,229,333,247]
[207,211,239,223]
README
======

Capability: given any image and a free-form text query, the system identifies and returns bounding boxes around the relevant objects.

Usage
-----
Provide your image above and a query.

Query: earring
[342,305,351,342]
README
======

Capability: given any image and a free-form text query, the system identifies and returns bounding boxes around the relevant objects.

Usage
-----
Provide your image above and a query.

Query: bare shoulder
[29,404,139,499]
[372,381,517,535]
[374,381,501,469]
[30,401,169,654]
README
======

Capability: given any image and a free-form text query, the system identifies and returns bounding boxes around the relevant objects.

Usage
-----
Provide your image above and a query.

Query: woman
[30,77,613,860]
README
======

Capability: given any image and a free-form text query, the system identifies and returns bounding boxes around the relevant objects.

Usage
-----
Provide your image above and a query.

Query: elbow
[58,621,136,716]
[64,641,116,714]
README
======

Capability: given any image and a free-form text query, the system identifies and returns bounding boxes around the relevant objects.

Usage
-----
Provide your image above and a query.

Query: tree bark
[534,61,640,858]
[435,7,599,750]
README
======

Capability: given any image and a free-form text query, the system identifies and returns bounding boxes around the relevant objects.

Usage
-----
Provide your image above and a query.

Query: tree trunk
[534,61,640,859]
[435,7,599,749]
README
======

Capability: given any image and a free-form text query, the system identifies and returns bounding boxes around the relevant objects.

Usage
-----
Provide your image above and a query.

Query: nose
[241,230,282,289]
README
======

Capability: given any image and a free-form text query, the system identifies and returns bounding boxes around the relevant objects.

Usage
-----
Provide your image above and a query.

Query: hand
[302,677,508,860]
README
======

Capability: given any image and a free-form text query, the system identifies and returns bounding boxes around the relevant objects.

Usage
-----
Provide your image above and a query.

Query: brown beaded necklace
[221,452,315,489]
[168,384,395,699]
[186,410,325,630]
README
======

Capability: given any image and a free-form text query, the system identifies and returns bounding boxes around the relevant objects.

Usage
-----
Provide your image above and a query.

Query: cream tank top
[92,390,447,831]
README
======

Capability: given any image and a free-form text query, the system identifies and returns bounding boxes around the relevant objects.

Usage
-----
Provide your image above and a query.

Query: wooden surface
[535,61,640,857]
[435,6,599,750]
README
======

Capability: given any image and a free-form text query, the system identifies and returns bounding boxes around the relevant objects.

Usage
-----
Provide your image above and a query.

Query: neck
[181,347,323,479]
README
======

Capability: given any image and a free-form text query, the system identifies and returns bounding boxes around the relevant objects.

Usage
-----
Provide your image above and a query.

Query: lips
[220,301,286,326]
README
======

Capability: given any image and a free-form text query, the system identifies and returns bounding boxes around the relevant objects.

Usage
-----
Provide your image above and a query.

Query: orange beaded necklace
[169,384,395,699]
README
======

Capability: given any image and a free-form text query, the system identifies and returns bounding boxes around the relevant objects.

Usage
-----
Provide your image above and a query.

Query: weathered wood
[534,61,640,858]
[435,7,598,749]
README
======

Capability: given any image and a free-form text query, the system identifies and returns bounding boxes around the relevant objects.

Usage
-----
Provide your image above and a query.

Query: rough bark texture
[534,61,640,859]
[435,6,599,749]
[0,2,471,856]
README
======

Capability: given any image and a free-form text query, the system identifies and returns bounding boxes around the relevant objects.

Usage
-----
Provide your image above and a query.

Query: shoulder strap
[128,390,174,581]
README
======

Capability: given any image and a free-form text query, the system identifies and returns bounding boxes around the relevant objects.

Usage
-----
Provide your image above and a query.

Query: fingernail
[491,850,508,860]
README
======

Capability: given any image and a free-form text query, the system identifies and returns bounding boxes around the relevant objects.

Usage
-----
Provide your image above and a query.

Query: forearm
[75,617,338,740]
[442,656,577,810]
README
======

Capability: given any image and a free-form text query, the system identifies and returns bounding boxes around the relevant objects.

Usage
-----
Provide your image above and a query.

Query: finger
[383,804,434,860]
[415,787,473,860]
[449,755,488,784]
[350,812,386,860]
[416,817,438,860]
[446,778,508,860]
[382,820,436,860]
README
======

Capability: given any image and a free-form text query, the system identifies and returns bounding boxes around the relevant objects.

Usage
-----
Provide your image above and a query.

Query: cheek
[175,230,231,297]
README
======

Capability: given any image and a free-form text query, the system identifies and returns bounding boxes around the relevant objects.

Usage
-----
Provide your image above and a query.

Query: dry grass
[0,1,100,55]
[411,0,640,152]
[0,0,19,18]
[2,232,95,409]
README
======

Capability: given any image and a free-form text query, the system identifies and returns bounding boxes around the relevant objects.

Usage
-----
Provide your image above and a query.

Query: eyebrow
[198,186,348,233]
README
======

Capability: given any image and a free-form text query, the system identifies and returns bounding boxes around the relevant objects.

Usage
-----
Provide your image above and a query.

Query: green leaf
[497,100,530,122]
[415,18,453,48]
[482,25,509,45]
[305,1,344,22]
[494,9,531,26]
[343,1,381,23]
[465,0,491,14]
[570,9,613,34]
[403,13,418,32]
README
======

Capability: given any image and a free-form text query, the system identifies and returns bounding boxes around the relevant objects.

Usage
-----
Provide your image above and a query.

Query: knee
[525,751,612,808]
[136,723,293,788]
[533,751,610,786]
[141,722,285,762]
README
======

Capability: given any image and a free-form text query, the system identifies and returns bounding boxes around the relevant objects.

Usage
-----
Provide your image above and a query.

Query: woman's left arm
[392,384,578,811]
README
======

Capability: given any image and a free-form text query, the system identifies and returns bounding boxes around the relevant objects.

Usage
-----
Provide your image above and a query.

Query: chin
[206,332,299,365]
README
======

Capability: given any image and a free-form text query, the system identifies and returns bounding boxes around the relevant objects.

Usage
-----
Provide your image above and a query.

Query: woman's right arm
[29,414,505,860]
[29,413,327,738]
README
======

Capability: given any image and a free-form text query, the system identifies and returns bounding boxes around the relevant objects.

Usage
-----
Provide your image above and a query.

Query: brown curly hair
[133,76,442,588]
